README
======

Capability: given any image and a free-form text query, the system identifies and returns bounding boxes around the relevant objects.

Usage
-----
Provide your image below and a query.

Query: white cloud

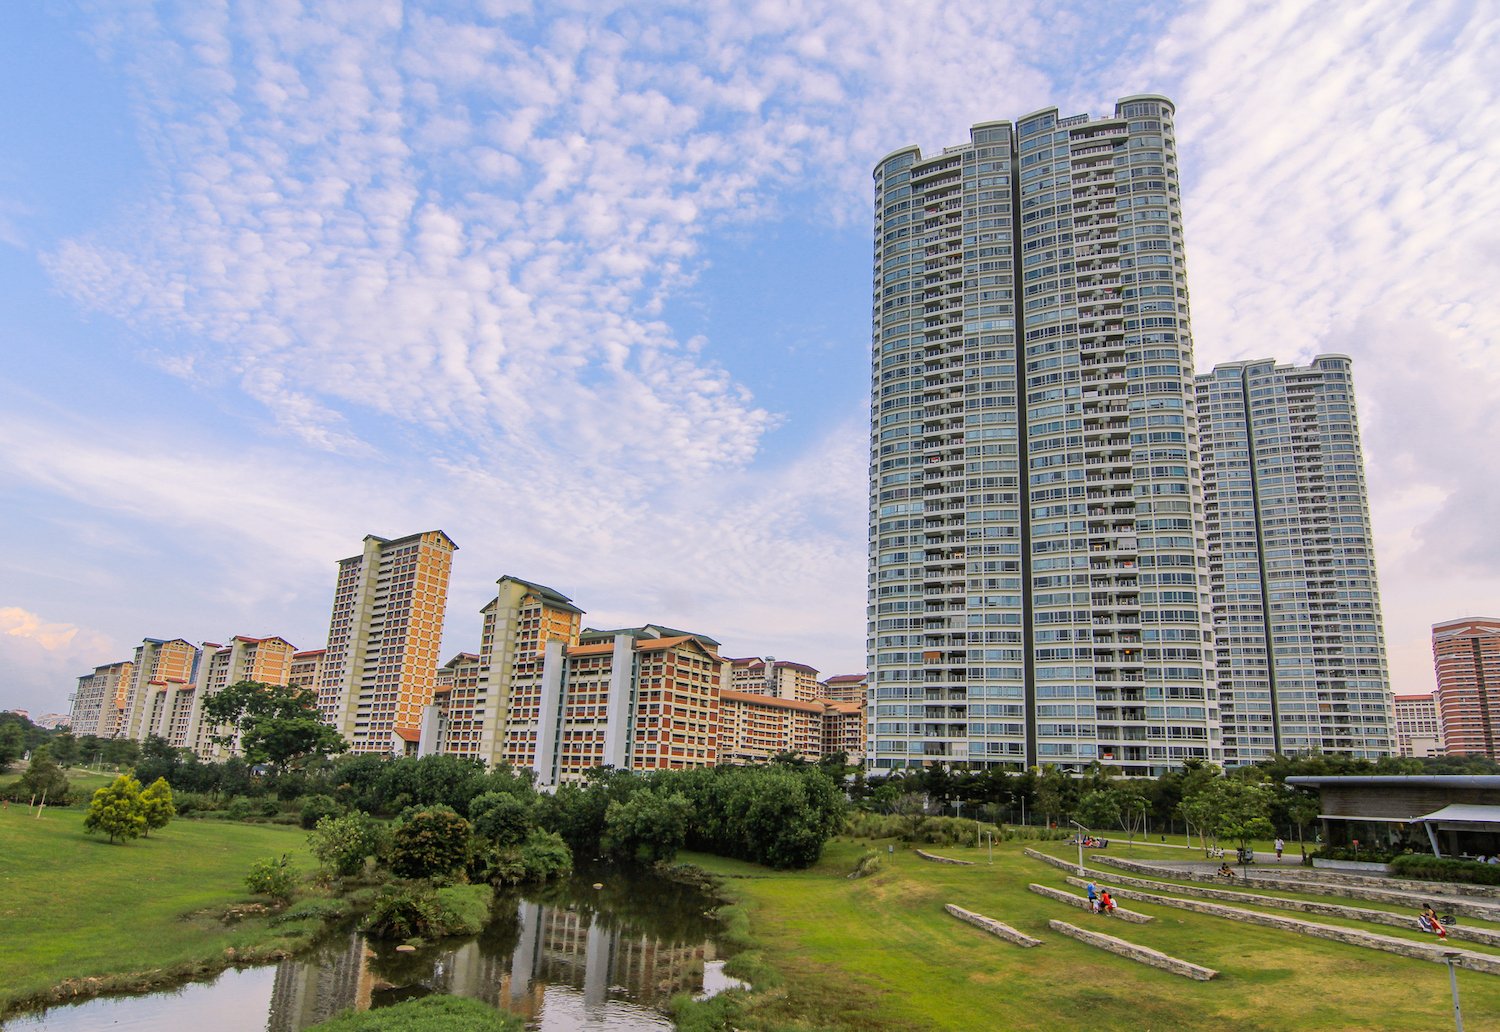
[15,0,1500,709]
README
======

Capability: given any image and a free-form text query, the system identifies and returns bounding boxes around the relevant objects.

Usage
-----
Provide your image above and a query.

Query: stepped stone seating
[944,904,1042,947]
[1047,920,1217,980]
[1060,875,1500,947]
[1095,883,1500,975]
[915,849,974,865]
[1090,855,1500,922]
[1028,883,1152,924]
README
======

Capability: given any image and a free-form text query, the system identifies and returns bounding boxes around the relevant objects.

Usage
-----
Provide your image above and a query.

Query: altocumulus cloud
[13,0,1499,710]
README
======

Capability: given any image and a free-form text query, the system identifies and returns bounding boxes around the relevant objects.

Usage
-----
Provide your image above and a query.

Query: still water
[10,869,739,1032]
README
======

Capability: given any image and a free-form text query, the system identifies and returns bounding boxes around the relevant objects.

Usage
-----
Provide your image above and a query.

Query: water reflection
[13,870,726,1032]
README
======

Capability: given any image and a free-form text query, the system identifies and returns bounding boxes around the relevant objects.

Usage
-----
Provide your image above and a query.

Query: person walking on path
[1275,837,1285,861]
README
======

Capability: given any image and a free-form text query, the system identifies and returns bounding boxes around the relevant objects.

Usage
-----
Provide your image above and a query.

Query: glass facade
[1197,357,1394,762]
[868,96,1219,775]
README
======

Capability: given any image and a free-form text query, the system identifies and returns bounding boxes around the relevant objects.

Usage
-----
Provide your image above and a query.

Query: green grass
[678,836,1500,1031]
[0,765,119,804]
[0,804,319,1016]
[308,996,523,1031]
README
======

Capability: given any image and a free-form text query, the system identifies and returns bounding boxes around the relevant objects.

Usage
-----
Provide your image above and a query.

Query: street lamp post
[1443,952,1465,1031]
[1069,819,1088,876]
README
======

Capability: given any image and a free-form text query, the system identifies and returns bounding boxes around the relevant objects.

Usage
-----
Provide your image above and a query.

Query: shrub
[1312,845,1407,864]
[1391,854,1500,885]
[173,791,218,817]
[364,883,443,939]
[518,829,573,882]
[389,806,472,881]
[300,794,343,830]
[849,850,883,879]
[226,797,254,821]
[246,854,297,903]
[84,775,146,844]
[310,812,386,877]
[271,897,351,926]
[140,777,176,836]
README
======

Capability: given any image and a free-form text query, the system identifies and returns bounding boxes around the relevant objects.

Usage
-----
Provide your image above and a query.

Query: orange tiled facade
[1434,618,1500,759]
[318,531,456,754]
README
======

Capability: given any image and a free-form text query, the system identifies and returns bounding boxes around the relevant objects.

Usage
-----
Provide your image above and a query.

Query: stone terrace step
[1060,874,1500,949]
[1096,883,1500,975]
[1089,855,1500,922]
[1047,920,1217,980]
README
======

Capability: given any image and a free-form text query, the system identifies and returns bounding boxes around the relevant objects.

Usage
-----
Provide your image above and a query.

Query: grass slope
[0,804,315,1015]
[683,837,1500,1032]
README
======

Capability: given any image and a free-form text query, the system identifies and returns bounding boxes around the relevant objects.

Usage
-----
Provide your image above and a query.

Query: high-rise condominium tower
[1433,617,1500,759]
[868,96,1218,775]
[1196,357,1393,762]
[317,530,457,754]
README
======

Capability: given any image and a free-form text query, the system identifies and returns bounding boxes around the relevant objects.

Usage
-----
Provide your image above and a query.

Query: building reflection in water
[266,893,717,1031]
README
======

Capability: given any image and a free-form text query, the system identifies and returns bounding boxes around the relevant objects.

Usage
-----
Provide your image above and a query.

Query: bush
[246,854,297,903]
[363,883,445,939]
[389,806,472,881]
[301,794,343,830]
[1390,854,1500,885]
[173,791,219,817]
[226,797,254,821]
[849,850,883,879]
[260,799,283,818]
[518,829,573,882]
[84,775,146,843]
[310,812,386,877]
[271,897,351,926]
[1312,845,1407,864]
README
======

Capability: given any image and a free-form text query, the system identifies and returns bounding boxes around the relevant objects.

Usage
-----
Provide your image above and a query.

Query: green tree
[601,790,692,864]
[140,776,176,836]
[1287,789,1320,860]
[1184,775,1275,859]
[469,792,534,848]
[1033,764,1076,827]
[201,681,347,772]
[310,811,386,877]
[0,720,25,768]
[49,731,80,767]
[84,775,147,843]
[17,746,71,805]
[389,806,472,880]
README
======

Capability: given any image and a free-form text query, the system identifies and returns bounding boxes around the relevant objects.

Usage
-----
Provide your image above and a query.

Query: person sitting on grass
[1419,903,1448,939]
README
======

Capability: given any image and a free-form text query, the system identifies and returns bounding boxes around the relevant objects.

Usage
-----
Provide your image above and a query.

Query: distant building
[819,673,866,705]
[719,690,824,764]
[1434,617,1500,759]
[120,638,201,743]
[317,530,457,754]
[1198,356,1394,763]
[532,626,723,786]
[288,649,326,692]
[1394,693,1442,758]
[427,651,482,759]
[190,635,299,757]
[725,657,820,702]
[69,660,134,738]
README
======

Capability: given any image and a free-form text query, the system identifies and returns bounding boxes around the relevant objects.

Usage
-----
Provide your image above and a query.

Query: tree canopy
[201,680,346,771]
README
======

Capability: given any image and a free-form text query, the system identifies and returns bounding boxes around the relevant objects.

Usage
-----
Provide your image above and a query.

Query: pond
[10,867,742,1032]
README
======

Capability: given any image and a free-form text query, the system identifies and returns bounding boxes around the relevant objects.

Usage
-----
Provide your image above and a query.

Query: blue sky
[3,0,1498,719]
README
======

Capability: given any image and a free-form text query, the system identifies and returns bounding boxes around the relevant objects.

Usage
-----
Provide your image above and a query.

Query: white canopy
[1411,804,1500,826]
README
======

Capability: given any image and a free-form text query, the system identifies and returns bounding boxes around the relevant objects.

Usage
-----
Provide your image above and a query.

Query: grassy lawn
[683,836,1500,1031]
[0,804,317,1016]
[0,765,119,802]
